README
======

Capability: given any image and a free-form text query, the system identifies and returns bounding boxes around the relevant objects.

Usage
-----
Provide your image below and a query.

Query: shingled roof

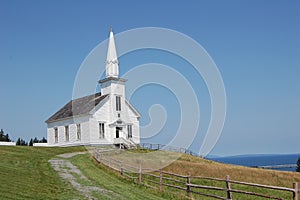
[46,92,108,123]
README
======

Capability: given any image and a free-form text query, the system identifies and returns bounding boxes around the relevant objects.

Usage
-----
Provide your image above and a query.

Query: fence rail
[93,149,299,200]
[139,143,200,157]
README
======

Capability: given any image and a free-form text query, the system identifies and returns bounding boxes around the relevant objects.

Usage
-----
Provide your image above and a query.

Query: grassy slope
[0,146,87,200]
[162,154,300,199]
[173,154,300,187]
[0,146,174,200]
[1,146,299,200]
[70,153,179,200]
[103,149,300,199]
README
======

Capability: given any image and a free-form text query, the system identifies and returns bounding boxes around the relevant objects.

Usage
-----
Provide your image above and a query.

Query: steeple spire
[106,27,119,78]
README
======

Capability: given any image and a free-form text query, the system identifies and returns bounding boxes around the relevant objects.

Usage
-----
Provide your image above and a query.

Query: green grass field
[0,146,299,199]
[70,153,181,199]
[0,146,87,199]
[0,146,176,200]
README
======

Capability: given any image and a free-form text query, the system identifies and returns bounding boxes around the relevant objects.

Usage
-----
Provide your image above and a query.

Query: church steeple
[99,27,127,97]
[106,27,119,78]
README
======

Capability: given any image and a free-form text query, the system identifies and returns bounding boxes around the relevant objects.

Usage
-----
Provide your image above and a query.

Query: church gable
[91,95,111,121]
[125,100,141,119]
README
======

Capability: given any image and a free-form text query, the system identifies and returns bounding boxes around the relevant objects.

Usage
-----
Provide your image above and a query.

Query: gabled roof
[46,92,108,123]
[125,99,141,118]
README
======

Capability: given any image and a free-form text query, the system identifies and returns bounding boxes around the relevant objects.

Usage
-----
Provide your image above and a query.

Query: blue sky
[0,0,299,156]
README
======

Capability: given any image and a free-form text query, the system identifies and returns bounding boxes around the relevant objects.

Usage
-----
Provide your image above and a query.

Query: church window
[76,124,81,141]
[116,96,121,111]
[99,123,105,139]
[54,127,58,143]
[65,126,69,142]
[127,125,132,138]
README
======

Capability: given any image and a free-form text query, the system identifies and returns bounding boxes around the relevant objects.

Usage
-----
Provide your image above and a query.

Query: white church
[45,28,140,148]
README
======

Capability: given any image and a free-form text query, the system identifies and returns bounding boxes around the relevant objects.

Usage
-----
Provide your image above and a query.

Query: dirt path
[49,152,124,200]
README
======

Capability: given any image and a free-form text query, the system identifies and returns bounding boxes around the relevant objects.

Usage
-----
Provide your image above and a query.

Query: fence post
[293,182,298,200]
[138,164,142,184]
[186,172,191,197]
[159,169,163,191]
[120,167,123,176]
[226,175,232,200]
[96,151,102,163]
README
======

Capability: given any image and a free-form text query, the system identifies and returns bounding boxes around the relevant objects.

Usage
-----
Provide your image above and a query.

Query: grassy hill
[0,146,175,200]
[95,148,300,199]
[164,154,300,199]
[0,146,87,199]
[169,154,300,187]
[0,146,299,199]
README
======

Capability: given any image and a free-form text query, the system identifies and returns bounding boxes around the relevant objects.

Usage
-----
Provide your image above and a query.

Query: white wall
[124,103,140,144]
[0,142,16,146]
[47,115,90,145]
[91,94,140,144]
[101,80,126,97]
[33,143,49,147]
[90,96,113,144]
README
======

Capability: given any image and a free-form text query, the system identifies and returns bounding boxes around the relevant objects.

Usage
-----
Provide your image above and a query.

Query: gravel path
[49,152,123,200]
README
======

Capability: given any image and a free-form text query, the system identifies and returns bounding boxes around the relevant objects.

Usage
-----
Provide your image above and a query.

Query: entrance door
[116,127,122,138]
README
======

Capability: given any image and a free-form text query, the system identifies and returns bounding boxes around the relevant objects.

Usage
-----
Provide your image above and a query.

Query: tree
[0,129,11,142]
[29,139,33,146]
[4,134,11,142]
[297,157,300,172]
[22,139,28,146]
[16,137,21,145]
[0,129,3,138]
[33,137,39,143]
[16,137,28,146]
[40,137,47,143]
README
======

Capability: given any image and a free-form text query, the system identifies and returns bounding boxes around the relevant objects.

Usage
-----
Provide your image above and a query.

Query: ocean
[209,154,300,172]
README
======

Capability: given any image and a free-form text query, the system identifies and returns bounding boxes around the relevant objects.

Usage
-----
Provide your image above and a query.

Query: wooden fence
[93,149,299,200]
[139,143,200,157]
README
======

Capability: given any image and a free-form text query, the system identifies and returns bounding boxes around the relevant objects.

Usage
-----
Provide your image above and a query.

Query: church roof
[45,92,108,123]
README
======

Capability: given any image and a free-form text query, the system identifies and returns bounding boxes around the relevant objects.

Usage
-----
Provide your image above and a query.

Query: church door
[116,127,122,138]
